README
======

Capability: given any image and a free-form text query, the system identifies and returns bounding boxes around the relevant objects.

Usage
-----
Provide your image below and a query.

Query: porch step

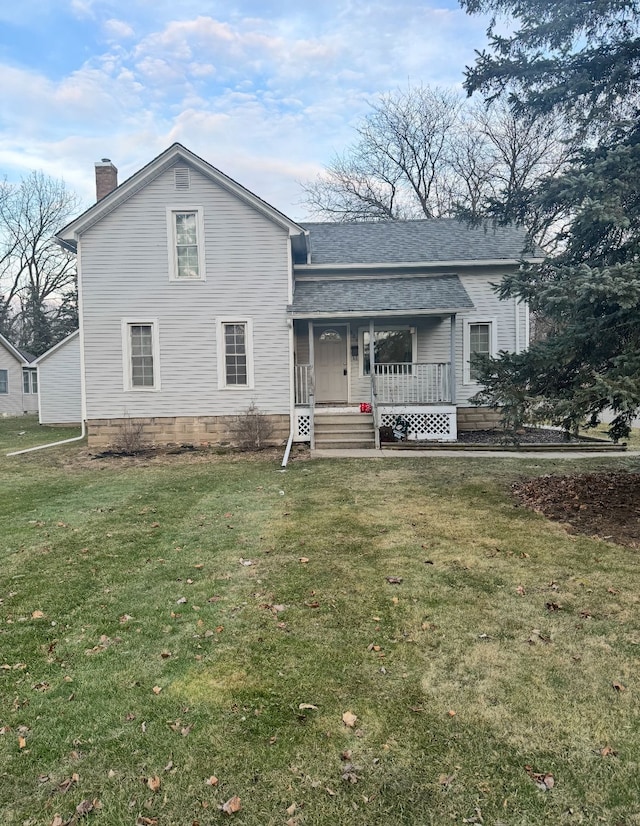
[314,412,376,449]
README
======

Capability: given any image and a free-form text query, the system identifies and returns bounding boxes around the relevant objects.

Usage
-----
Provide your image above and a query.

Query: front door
[314,326,348,403]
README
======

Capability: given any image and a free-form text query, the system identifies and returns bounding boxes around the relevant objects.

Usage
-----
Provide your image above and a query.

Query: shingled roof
[301,219,536,266]
[289,274,474,317]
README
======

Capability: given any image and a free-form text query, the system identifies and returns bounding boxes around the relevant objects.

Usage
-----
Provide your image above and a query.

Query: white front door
[314,326,348,403]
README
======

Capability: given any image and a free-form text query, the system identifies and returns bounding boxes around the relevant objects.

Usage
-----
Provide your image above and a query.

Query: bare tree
[0,171,81,355]
[302,84,572,245]
[303,85,463,221]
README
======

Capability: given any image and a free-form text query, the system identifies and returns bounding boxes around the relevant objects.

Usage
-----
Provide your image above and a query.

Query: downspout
[281,430,294,468]
[7,419,86,457]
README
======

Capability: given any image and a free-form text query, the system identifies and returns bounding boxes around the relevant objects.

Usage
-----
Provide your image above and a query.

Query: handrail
[309,366,316,449]
[371,369,380,449]
[374,362,451,404]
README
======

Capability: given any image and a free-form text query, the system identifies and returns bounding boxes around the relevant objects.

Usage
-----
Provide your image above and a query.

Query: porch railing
[295,364,311,406]
[374,363,451,404]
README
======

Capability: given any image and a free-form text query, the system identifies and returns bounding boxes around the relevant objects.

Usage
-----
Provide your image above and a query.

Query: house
[33,330,82,425]
[55,143,540,450]
[0,333,38,417]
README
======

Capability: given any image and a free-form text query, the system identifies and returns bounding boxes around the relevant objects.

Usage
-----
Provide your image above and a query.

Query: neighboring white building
[33,331,82,425]
[54,143,541,450]
[0,333,38,417]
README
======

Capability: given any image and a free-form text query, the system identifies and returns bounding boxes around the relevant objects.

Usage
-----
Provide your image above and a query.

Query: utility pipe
[6,420,86,457]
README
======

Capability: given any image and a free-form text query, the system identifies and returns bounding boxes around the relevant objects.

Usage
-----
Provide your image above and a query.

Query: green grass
[1,418,639,825]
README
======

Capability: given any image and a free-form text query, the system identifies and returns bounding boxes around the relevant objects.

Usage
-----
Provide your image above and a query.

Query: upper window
[0,369,7,394]
[23,368,38,394]
[464,320,495,383]
[361,328,415,375]
[167,207,205,281]
[122,320,160,391]
[217,319,254,390]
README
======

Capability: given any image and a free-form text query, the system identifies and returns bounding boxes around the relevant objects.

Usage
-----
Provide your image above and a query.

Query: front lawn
[1,420,639,825]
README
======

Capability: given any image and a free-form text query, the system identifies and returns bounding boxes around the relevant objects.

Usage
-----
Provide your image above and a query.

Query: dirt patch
[513,471,640,548]
[457,427,599,445]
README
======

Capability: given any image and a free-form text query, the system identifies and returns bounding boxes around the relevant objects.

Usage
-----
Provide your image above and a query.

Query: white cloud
[104,18,135,39]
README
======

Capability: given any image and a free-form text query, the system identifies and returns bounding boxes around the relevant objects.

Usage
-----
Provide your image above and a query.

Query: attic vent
[174,167,190,190]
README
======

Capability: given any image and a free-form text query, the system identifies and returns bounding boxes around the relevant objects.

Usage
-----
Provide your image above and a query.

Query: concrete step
[315,424,375,436]
[314,414,373,426]
[315,438,377,449]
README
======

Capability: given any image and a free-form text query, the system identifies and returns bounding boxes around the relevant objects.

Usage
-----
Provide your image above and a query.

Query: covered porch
[291,315,459,445]
[287,272,475,446]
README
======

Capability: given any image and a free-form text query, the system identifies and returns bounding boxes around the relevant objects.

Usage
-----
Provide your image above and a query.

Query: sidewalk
[312,448,640,460]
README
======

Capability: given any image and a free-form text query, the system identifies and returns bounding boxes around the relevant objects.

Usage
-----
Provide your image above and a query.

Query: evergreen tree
[461,0,640,439]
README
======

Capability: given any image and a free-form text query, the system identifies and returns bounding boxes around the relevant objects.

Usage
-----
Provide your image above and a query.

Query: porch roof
[288,274,474,318]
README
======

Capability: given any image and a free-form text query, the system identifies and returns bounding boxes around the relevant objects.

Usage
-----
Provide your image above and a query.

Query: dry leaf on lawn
[18,736,27,748]
[299,557,309,563]
[286,802,297,816]
[342,711,357,728]
[206,775,218,786]
[152,686,162,695]
[612,681,626,692]
[385,576,403,584]
[31,610,45,619]
[75,799,94,815]
[147,775,161,792]
[221,795,242,814]
[298,703,318,711]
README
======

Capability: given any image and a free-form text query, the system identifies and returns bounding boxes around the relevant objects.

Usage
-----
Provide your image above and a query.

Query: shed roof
[301,219,537,266]
[289,274,474,317]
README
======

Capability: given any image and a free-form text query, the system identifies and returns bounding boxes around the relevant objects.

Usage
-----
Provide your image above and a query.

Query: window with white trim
[167,207,205,281]
[22,368,37,394]
[217,319,254,390]
[122,320,160,391]
[464,320,495,383]
[360,327,416,375]
[0,369,7,394]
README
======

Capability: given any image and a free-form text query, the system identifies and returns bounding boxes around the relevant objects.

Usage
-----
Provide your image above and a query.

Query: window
[361,327,415,375]
[217,319,254,390]
[464,320,495,383]
[23,368,38,394]
[0,369,7,394]
[167,207,205,281]
[122,320,160,390]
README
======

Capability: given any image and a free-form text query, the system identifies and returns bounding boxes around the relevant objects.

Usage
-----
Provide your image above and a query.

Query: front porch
[292,315,459,445]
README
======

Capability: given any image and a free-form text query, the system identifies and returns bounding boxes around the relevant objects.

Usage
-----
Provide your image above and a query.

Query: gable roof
[0,333,34,364]
[289,274,474,318]
[300,219,542,267]
[56,143,307,252]
[32,330,80,365]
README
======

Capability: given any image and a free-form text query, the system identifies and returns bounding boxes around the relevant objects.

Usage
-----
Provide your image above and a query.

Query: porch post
[369,319,381,448]
[449,314,457,405]
[308,321,315,448]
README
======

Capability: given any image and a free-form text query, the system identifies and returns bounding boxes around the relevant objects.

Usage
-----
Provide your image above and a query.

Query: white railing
[374,363,451,404]
[295,364,311,405]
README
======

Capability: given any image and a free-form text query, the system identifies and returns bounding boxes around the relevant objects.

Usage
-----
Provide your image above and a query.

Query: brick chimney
[95,158,118,201]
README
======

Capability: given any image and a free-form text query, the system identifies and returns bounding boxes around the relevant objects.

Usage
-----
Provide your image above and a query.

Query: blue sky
[0,1,492,219]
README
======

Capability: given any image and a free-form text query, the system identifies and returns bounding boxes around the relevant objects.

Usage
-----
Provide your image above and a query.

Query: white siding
[79,162,292,419]
[0,344,30,416]
[456,269,518,405]
[38,333,82,424]
[292,267,520,408]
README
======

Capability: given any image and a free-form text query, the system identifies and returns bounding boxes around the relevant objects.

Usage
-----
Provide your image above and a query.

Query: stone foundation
[456,406,503,432]
[87,414,290,450]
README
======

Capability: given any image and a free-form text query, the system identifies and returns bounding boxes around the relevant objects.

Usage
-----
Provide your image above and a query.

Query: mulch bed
[513,471,640,548]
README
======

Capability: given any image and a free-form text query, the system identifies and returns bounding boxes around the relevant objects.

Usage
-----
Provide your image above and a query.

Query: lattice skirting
[294,409,311,441]
[378,405,457,441]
